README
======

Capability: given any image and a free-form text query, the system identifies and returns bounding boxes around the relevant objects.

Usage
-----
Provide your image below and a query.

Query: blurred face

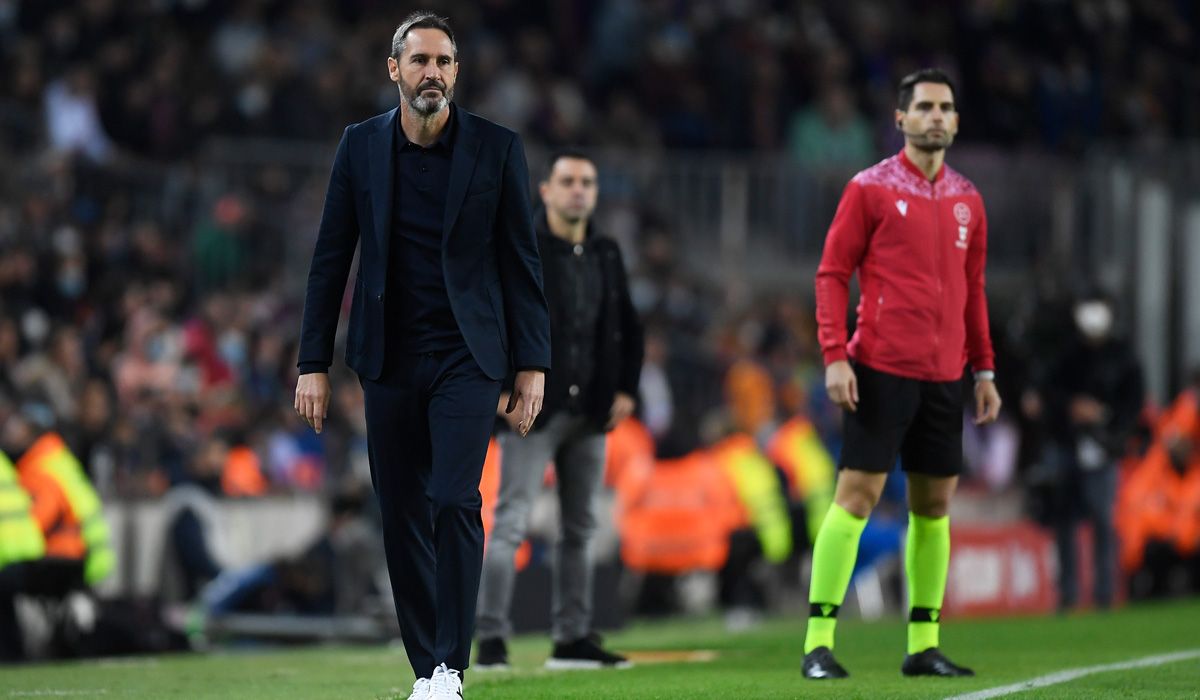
[0,320,18,360]
[896,82,958,152]
[1074,300,1114,342]
[387,28,458,117]
[80,380,112,430]
[194,439,229,479]
[1,416,35,457]
[539,157,598,224]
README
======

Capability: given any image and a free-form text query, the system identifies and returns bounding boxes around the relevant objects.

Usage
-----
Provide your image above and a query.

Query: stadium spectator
[1040,289,1144,611]
[161,435,231,603]
[787,84,876,172]
[1119,372,1200,599]
[5,413,113,588]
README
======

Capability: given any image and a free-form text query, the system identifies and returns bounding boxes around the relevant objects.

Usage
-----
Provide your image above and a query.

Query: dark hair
[897,68,956,111]
[390,11,457,60]
[543,148,594,181]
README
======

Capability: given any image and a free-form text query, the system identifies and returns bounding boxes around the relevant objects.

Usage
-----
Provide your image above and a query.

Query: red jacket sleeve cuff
[823,348,849,365]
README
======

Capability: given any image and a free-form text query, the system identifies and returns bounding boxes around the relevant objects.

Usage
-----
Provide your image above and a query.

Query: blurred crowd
[2,0,1195,492]
[1,0,1196,164]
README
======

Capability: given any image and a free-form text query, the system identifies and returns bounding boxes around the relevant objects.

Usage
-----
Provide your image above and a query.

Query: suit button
[568,384,580,397]
[573,244,584,256]
[376,293,384,302]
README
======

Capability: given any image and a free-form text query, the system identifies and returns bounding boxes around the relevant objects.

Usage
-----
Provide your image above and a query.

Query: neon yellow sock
[804,503,867,653]
[906,512,950,654]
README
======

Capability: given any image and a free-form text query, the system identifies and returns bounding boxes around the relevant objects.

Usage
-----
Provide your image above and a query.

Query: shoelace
[409,677,430,699]
[429,664,462,697]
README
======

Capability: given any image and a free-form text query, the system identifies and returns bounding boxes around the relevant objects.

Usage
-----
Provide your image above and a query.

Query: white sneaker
[427,663,463,698]
[406,677,430,700]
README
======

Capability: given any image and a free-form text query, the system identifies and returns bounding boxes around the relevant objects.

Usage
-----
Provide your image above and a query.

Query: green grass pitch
[4,600,1198,699]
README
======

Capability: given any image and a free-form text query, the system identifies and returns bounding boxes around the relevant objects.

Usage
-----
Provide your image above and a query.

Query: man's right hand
[826,360,859,413]
[295,372,332,434]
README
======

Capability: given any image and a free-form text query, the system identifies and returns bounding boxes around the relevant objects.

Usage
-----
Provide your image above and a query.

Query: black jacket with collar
[508,213,643,432]
[297,106,551,381]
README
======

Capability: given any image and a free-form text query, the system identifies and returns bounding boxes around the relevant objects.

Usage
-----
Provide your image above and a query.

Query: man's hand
[605,391,636,430]
[974,380,1002,425]
[295,372,332,434]
[505,370,545,437]
[826,360,858,412]
[497,392,523,433]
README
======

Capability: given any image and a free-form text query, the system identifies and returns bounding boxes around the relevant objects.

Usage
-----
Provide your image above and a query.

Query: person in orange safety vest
[4,414,113,587]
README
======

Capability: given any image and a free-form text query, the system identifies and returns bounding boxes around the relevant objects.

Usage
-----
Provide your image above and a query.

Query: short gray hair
[390,11,457,60]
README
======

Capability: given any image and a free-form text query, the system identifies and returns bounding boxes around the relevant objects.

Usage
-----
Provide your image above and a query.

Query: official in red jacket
[802,69,1002,682]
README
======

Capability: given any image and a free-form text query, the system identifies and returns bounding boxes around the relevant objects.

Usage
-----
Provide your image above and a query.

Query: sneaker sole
[544,658,633,671]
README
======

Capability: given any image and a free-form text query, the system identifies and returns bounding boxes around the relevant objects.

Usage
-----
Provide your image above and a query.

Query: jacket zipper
[932,180,942,361]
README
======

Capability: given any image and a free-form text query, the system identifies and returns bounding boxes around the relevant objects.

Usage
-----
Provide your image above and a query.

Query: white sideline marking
[87,657,159,668]
[943,649,1200,700]
[8,691,108,697]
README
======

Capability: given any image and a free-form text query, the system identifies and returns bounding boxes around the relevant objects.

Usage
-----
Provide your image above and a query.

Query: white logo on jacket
[954,202,971,226]
[896,199,908,216]
[957,225,969,249]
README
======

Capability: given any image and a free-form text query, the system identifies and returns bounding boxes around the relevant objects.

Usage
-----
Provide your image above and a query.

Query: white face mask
[1074,301,1113,341]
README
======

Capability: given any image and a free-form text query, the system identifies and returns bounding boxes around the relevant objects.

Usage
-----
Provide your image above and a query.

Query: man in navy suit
[294,11,549,699]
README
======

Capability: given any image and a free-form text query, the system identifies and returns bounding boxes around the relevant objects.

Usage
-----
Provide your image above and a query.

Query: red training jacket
[815,150,995,382]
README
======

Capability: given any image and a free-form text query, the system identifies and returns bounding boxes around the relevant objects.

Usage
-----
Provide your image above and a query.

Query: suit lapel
[442,110,482,244]
[368,108,397,266]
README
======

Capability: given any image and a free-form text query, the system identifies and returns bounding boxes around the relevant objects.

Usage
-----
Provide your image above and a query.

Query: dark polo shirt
[388,105,465,353]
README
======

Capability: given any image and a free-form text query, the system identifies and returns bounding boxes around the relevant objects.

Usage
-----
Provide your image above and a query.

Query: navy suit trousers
[360,344,500,677]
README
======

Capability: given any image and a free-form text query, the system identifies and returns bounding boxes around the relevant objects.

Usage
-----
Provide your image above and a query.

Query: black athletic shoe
[474,637,509,671]
[545,635,632,670]
[802,646,850,679]
[902,648,975,677]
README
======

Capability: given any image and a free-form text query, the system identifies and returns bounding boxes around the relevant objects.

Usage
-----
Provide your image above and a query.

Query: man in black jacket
[293,13,549,696]
[1041,289,1143,611]
[475,151,643,670]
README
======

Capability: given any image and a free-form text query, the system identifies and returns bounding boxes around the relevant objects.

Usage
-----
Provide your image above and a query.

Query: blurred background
[2,0,1199,660]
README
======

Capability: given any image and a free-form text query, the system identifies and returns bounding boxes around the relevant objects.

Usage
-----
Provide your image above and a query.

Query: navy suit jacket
[298,107,551,382]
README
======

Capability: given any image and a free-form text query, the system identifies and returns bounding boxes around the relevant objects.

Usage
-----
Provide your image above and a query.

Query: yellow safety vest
[26,435,114,585]
[714,435,793,563]
[0,451,46,570]
[768,418,836,544]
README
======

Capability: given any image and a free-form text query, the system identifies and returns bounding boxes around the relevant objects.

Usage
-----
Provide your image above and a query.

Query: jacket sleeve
[814,180,870,365]
[964,197,996,372]
[496,133,551,372]
[297,126,359,374]
[611,241,645,396]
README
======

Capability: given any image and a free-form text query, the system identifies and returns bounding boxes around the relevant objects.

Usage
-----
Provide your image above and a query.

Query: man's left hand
[975,380,1002,425]
[605,391,636,430]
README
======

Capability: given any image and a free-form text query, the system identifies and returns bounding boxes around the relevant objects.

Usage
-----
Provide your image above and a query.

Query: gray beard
[403,84,452,116]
